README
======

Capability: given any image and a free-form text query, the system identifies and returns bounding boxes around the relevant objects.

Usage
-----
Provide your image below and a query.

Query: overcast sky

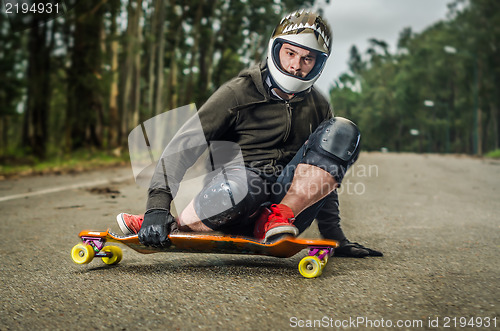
[314,0,451,95]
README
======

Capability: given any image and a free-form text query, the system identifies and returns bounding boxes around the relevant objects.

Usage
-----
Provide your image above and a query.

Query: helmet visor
[272,38,328,82]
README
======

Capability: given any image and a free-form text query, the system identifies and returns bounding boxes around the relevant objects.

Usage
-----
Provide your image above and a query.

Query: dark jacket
[196,62,332,171]
[146,62,344,240]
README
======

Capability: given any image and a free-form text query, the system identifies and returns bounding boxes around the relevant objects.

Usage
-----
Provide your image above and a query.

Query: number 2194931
[442,317,497,328]
[5,2,60,15]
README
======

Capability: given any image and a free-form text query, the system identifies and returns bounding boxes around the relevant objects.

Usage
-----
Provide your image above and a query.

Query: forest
[330,0,499,155]
[0,0,499,165]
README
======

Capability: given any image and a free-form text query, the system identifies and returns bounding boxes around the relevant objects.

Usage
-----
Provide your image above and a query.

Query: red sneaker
[116,213,144,235]
[253,204,299,242]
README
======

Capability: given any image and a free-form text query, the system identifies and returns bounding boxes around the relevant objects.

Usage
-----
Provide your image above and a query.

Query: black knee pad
[194,167,268,230]
[301,117,361,183]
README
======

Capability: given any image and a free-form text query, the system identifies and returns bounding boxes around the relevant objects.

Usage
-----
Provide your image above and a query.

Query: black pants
[195,144,329,237]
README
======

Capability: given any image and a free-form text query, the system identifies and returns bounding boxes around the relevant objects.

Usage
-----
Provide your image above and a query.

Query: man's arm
[315,190,346,242]
[147,84,240,209]
[316,190,383,258]
[140,84,239,246]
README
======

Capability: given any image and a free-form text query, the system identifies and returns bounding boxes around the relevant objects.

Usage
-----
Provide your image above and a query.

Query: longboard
[71,230,338,278]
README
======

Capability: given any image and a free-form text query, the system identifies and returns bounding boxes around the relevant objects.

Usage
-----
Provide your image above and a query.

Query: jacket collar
[236,62,311,104]
[237,62,270,99]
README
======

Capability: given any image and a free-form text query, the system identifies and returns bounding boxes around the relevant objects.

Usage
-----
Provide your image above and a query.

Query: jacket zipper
[283,101,292,142]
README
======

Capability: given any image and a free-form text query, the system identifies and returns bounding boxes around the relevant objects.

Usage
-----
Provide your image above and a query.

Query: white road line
[0,175,132,203]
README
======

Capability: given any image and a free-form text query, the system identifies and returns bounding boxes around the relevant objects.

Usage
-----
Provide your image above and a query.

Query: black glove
[335,239,383,258]
[138,209,176,248]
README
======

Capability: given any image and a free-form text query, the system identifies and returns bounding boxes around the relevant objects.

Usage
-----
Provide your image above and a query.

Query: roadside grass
[0,150,130,178]
[485,149,500,159]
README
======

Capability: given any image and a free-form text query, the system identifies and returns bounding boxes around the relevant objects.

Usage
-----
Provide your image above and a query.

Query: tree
[65,1,108,150]
[22,17,56,158]
[104,0,122,149]
[118,0,143,145]
[0,15,25,155]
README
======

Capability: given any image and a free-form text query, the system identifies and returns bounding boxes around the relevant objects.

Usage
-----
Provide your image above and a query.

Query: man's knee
[194,169,267,229]
[301,117,361,183]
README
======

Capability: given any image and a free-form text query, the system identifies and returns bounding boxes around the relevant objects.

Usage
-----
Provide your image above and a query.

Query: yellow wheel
[71,244,95,264]
[298,256,323,278]
[101,245,123,265]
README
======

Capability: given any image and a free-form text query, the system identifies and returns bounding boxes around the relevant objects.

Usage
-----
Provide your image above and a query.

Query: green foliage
[0,13,26,154]
[485,149,500,159]
[0,149,129,177]
[0,15,25,117]
[330,0,500,154]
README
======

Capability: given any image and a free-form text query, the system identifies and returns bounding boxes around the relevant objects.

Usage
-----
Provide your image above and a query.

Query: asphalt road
[0,153,499,330]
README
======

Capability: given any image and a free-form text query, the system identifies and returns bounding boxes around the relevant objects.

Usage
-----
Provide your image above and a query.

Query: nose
[289,56,302,72]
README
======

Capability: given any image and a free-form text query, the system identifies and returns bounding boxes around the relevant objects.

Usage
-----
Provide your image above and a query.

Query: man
[117,10,382,258]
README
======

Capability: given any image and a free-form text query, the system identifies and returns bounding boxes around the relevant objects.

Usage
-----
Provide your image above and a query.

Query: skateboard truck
[72,232,123,265]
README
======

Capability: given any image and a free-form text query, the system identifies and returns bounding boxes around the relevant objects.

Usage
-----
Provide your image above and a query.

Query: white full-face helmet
[267,10,332,94]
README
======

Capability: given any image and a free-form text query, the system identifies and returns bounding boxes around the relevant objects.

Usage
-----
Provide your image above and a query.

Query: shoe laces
[269,204,295,224]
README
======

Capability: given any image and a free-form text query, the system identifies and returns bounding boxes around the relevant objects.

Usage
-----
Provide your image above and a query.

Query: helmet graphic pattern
[272,10,332,55]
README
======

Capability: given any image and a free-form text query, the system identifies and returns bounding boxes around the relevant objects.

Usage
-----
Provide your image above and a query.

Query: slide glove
[138,209,176,248]
[335,239,383,258]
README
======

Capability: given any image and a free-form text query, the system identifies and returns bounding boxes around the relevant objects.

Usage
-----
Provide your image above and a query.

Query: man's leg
[177,200,211,232]
[271,118,383,256]
[283,117,360,214]
[117,166,268,236]
[178,166,268,234]
[279,163,338,216]
[116,200,209,235]
[253,163,336,241]
[255,117,361,241]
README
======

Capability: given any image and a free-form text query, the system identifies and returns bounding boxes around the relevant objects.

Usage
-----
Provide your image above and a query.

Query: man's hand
[335,239,383,258]
[138,209,175,247]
